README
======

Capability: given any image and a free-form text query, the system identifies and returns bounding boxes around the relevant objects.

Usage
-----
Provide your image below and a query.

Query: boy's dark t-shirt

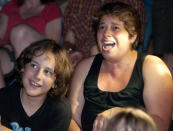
[0,82,72,131]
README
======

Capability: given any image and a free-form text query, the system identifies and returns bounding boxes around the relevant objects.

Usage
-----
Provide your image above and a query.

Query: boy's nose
[35,70,43,80]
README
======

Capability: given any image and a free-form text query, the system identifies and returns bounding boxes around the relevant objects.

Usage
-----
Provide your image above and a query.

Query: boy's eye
[31,63,38,69]
[44,70,54,76]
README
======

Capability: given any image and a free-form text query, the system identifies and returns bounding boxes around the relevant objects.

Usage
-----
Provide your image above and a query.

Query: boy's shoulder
[45,97,72,121]
[47,97,71,112]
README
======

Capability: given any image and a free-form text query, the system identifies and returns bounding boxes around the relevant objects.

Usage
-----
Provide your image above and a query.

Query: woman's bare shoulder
[143,54,172,82]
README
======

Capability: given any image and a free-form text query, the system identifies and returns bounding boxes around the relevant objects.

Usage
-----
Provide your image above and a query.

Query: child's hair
[106,108,157,131]
[16,39,73,97]
[93,2,141,49]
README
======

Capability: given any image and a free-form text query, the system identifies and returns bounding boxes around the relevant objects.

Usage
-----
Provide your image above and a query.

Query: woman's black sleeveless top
[81,52,146,131]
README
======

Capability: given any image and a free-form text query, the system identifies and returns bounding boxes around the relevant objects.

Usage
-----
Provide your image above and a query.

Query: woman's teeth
[105,43,115,46]
[103,42,116,50]
[103,42,116,47]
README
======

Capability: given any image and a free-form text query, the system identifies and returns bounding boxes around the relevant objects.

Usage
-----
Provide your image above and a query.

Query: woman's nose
[104,28,112,37]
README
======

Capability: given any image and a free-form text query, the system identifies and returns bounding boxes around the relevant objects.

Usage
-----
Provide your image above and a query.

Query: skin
[68,15,173,131]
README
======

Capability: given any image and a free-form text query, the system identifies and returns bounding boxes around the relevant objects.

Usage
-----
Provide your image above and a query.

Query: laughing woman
[68,2,173,131]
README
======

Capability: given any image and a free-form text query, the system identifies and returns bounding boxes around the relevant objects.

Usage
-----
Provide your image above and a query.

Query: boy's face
[22,51,56,98]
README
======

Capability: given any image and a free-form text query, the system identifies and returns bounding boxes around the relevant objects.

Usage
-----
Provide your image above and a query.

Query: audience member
[68,2,173,131]
[0,39,72,131]
[106,107,157,131]
[152,0,173,76]
[63,0,146,68]
[0,0,63,87]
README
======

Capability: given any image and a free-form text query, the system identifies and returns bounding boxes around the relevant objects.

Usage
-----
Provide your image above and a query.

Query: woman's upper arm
[0,13,8,41]
[143,55,173,131]
[45,18,62,43]
[68,57,94,127]
[44,3,63,43]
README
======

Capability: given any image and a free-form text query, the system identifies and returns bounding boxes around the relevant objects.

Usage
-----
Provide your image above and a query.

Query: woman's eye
[113,26,119,31]
[98,25,105,30]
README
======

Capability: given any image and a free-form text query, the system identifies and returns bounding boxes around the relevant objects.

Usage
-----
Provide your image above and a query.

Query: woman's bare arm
[45,18,62,43]
[68,57,94,131]
[143,55,173,131]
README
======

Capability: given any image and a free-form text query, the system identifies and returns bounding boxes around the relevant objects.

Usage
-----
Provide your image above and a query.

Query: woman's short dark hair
[93,2,141,49]
[16,39,73,97]
[16,0,56,6]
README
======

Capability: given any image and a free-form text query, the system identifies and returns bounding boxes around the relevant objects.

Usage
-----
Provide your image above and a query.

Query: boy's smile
[22,51,56,98]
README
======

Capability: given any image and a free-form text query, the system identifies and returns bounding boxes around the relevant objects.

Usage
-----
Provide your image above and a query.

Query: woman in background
[0,0,63,88]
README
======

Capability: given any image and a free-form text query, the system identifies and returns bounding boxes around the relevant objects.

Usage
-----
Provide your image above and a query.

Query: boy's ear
[52,76,56,89]
[52,83,55,89]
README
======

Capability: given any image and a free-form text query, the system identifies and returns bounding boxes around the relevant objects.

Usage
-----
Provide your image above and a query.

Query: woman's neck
[22,0,42,8]
[102,50,137,72]
[20,3,45,19]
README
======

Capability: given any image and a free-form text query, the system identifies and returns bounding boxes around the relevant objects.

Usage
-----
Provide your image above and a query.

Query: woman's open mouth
[102,42,116,51]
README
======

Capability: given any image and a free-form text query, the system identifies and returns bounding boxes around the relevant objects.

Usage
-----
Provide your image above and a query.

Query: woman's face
[22,51,56,98]
[24,0,41,5]
[97,15,136,60]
